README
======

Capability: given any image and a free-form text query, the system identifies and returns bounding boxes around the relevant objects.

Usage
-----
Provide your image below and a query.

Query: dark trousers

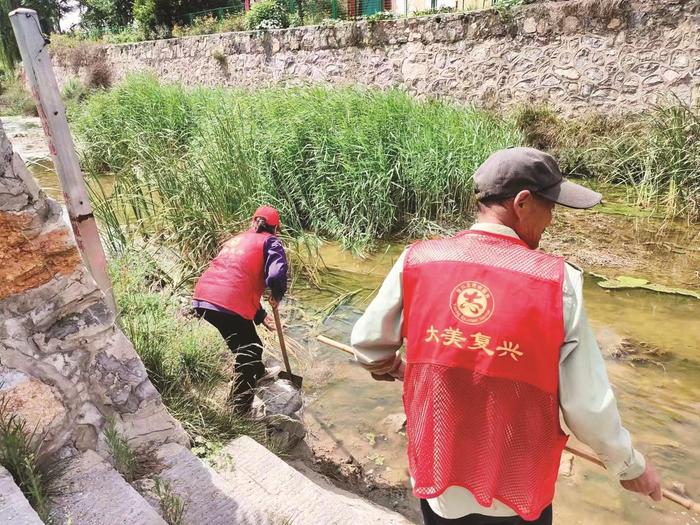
[195,308,265,412]
[420,500,553,525]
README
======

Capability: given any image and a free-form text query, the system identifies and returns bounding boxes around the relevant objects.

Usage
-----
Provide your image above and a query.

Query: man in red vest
[351,148,661,524]
[193,206,288,414]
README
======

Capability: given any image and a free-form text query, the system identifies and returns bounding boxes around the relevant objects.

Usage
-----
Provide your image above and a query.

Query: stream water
[4,115,699,525]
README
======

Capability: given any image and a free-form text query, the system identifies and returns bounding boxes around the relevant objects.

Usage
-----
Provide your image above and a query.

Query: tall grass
[587,102,700,221]
[110,247,267,448]
[104,418,139,482]
[513,101,700,222]
[76,74,521,262]
[0,397,51,521]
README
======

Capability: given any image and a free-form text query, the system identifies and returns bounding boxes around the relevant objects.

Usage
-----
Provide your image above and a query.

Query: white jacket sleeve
[559,265,646,480]
[350,250,407,375]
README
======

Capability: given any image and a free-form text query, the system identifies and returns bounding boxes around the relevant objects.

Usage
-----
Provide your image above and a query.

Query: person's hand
[262,314,275,332]
[268,296,280,310]
[371,372,396,382]
[392,360,406,381]
[370,360,406,382]
[620,461,662,501]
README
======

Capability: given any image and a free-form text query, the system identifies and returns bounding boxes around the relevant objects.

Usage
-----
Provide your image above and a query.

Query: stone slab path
[214,436,414,525]
[0,466,43,524]
[49,450,166,525]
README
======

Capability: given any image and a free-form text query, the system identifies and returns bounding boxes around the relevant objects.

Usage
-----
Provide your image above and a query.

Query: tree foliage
[1,0,71,73]
[80,0,135,32]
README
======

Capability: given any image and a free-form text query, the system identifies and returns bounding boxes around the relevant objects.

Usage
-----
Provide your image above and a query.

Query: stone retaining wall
[53,0,699,114]
[0,120,189,460]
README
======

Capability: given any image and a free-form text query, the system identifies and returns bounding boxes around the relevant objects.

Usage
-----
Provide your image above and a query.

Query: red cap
[253,205,280,227]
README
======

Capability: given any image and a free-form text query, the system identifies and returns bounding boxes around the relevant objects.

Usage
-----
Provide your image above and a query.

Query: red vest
[402,230,567,520]
[193,230,271,320]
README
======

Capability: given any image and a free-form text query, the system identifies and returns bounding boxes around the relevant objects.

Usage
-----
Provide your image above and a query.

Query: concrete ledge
[0,466,43,525]
[215,436,414,524]
[154,442,269,524]
[49,451,166,525]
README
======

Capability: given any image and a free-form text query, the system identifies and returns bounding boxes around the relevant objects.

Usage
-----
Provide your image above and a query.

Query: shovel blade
[278,370,303,389]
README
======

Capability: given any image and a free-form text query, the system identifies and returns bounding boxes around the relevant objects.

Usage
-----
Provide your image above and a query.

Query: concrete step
[0,466,44,524]
[48,450,166,525]
[213,436,414,525]
[152,442,269,524]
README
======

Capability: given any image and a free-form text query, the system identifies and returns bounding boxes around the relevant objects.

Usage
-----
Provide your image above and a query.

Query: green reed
[77,74,521,264]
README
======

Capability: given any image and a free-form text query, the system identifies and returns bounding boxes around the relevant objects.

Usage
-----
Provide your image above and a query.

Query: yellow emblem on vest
[450,281,495,325]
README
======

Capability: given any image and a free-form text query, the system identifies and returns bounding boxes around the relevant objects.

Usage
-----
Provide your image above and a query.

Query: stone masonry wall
[53,0,699,115]
[0,120,189,460]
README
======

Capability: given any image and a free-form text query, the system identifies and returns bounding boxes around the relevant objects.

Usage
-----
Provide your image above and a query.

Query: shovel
[272,305,303,388]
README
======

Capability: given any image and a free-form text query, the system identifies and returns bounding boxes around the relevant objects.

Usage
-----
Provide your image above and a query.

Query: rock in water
[671,481,690,498]
[252,378,305,452]
[381,413,407,435]
[558,452,575,477]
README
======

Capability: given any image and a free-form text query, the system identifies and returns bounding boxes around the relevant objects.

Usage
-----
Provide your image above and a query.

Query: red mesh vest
[402,230,567,520]
[193,230,271,320]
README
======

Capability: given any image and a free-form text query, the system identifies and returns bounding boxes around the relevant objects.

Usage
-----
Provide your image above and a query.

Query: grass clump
[77,74,521,263]
[0,397,51,521]
[245,0,290,30]
[589,102,700,221]
[110,247,267,449]
[154,477,185,525]
[0,71,36,116]
[513,101,700,222]
[104,418,139,482]
[173,13,247,37]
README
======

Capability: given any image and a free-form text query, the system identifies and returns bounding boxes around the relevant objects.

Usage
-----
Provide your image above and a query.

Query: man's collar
[469,222,520,240]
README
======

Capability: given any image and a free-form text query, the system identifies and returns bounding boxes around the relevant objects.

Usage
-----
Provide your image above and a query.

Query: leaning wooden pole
[9,8,116,313]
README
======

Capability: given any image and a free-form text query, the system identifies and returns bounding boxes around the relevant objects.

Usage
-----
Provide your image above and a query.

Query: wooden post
[9,8,116,314]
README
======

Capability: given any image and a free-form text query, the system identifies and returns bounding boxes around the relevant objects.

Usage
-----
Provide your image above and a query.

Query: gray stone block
[0,466,43,525]
[152,442,269,524]
[49,450,166,525]
[214,436,414,525]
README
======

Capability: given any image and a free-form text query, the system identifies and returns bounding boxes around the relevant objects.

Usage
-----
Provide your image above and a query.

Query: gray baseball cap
[474,147,602,209]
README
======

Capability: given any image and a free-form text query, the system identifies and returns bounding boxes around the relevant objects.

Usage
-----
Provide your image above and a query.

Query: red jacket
[193,230,271,320]
[402,230,567,520]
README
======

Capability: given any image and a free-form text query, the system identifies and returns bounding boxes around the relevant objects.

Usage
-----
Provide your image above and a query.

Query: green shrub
[217,13,247,32]
[189,14,219,35]
[412,6,457,16]
[363,10,396,22]
[289,12,303,26]
[133,0,158,32]
[245,0,290,30]
[102,26,148,43]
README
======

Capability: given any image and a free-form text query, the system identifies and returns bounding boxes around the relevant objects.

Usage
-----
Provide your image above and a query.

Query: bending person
[193,206,288,414]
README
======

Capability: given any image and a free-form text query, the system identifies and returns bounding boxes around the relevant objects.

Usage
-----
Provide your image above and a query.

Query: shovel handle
[318,334,699,515]
[565,445,700,513]
[272,305,293,376]
[316,335,354,355]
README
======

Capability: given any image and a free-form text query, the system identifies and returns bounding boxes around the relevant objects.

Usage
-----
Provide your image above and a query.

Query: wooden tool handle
[565,445,700,513]
[318,335,699,515]
[317,334,354,355]
[272,306,293,375]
